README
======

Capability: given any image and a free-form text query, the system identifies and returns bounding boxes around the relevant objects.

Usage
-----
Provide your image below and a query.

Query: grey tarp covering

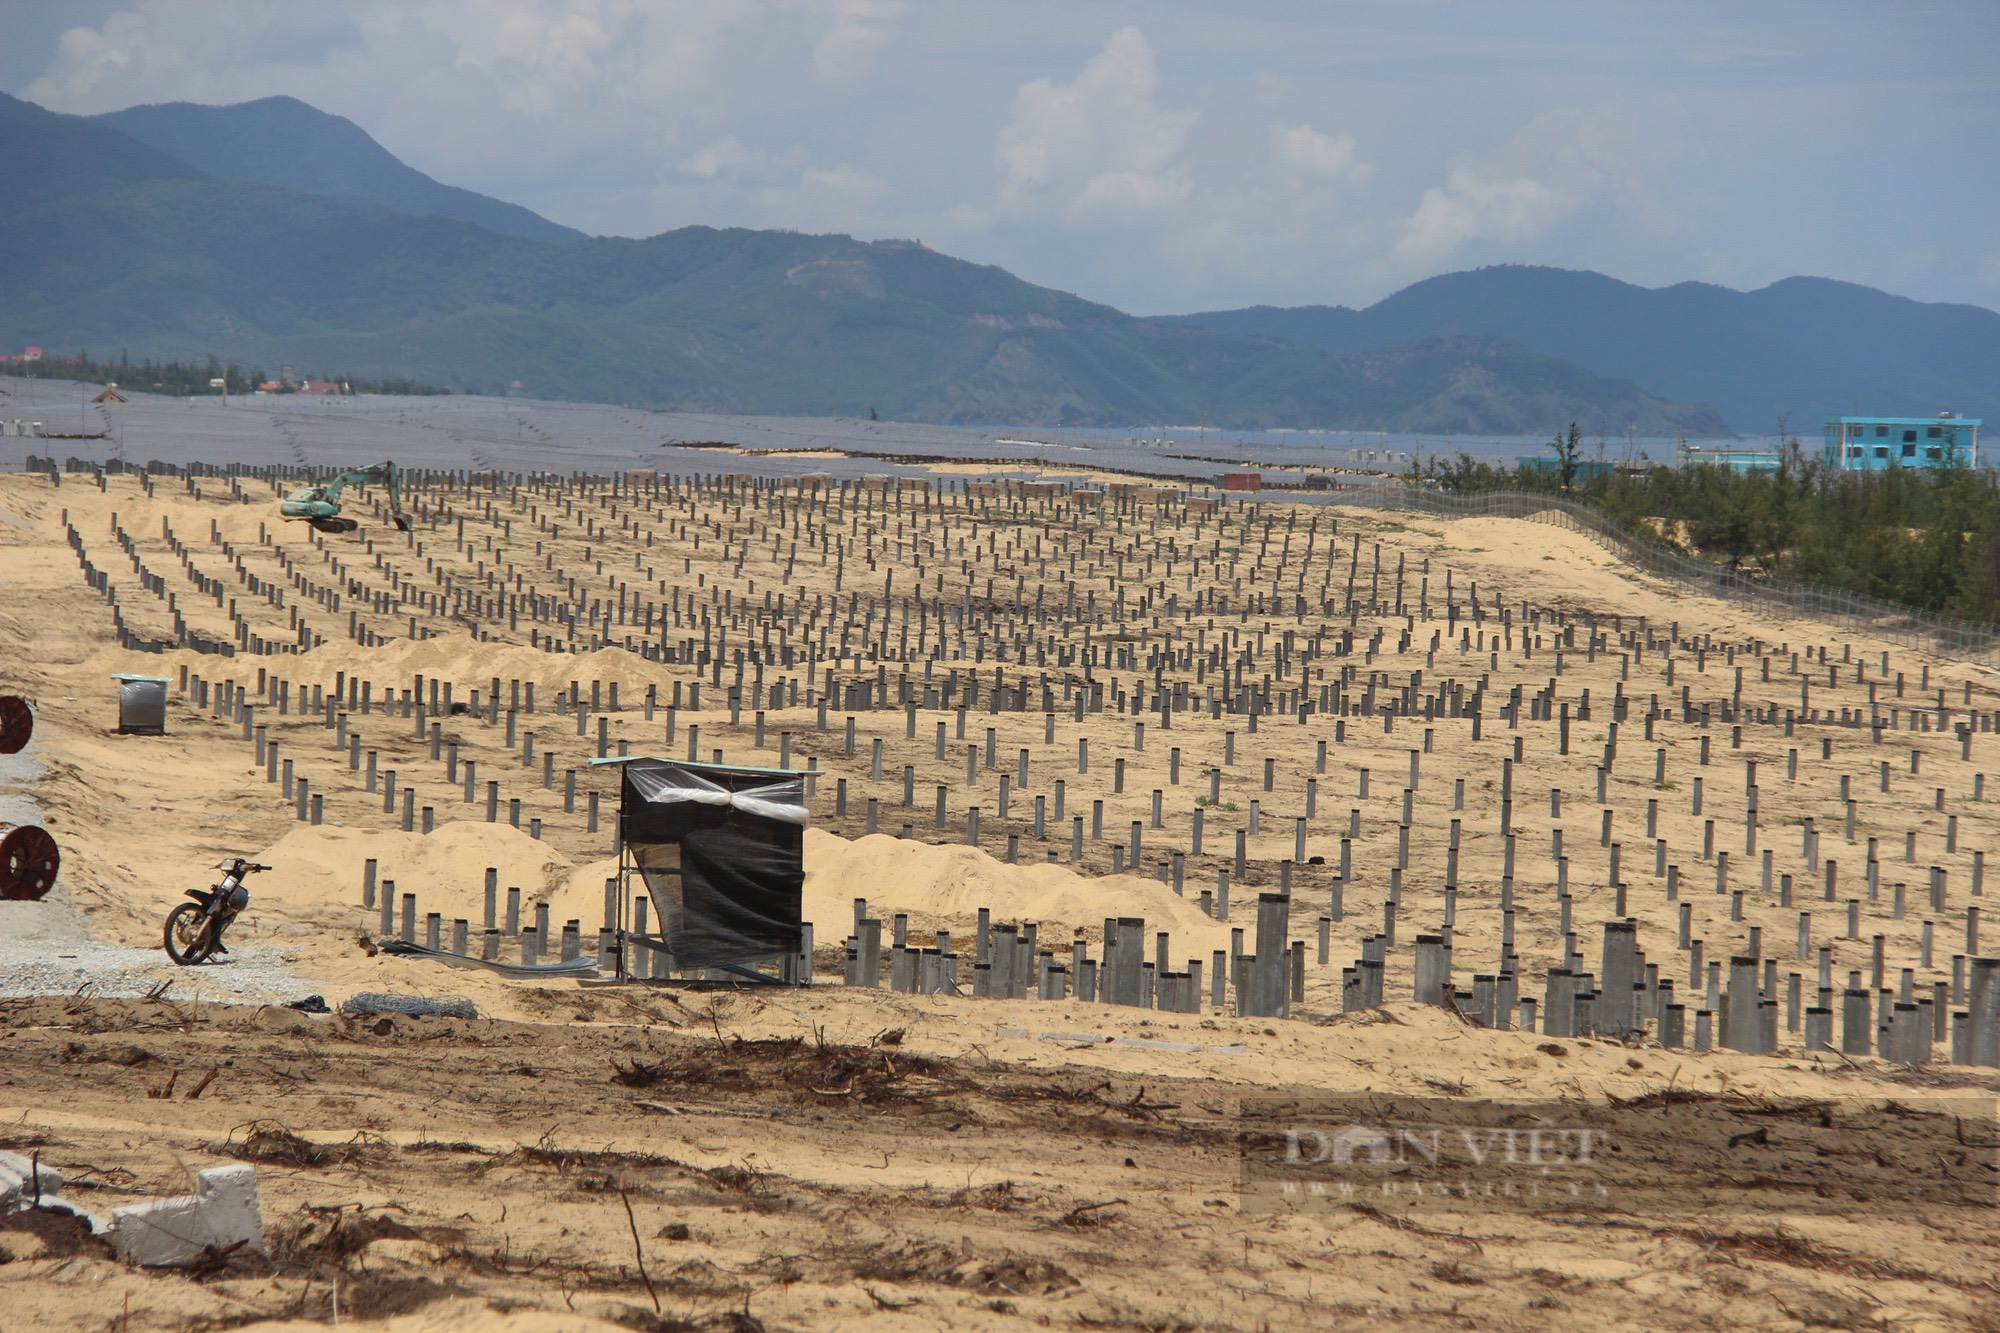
[621,760,805,969]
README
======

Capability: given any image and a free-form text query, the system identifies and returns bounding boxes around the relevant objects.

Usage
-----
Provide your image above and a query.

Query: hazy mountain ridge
[89,96,586,245]
[1169,266,2000,433]
[0,91,1725,435]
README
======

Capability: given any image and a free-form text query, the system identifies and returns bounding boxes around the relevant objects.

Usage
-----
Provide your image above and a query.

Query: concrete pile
[2,1149,266,1268]
[0,1149,103,1236]
[109,1165,265,1268]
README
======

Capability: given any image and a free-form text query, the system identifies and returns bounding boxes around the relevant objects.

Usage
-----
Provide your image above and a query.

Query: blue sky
[5,1,1995,315]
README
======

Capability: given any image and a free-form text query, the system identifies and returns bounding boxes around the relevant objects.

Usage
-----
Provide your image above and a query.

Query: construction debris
[378,937,598,978]
[1,1149,107,1236]
[108,1164,265,1268]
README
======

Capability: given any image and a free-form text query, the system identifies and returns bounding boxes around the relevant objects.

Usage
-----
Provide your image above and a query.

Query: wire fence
[1330,484,2000,669]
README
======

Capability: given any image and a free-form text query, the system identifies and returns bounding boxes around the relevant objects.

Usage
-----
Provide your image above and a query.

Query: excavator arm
[279,462,411,534]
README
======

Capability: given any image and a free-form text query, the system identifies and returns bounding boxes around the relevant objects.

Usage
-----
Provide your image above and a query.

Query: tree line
[3,351,446,399]
[1411,428,2000,625]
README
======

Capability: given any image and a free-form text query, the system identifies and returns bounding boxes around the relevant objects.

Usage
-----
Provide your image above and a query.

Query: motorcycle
[163,858,268,965]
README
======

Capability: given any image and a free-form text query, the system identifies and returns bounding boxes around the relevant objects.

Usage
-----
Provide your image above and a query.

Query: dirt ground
[5,994,1996,1333]
[2,467,1998,1330]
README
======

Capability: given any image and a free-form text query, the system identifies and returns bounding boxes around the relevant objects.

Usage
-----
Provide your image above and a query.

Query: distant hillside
[0,92,1724,435]
[1168,266,2000,434]
[90,96,584,245]
[1286,335,1725,436]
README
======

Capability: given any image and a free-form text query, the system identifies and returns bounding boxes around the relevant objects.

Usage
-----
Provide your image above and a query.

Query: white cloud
[1390,104,1691,271]
[23,2,763,135]
[667,136,882,231]
[19,0,913,239]
[423,0,760,123]
[457,2,615,118]
[1252,70,1293,107]
[927,26,1380,310]
[1270,123,1371,186]
[1123,119,1374,307]
[28,2,281,107]
[35,12,142,102]
[990,26,1198,228]
[757,165,883,229]
[1396,168,1568,266]
[812,0,903,89]
[679,136,785,180]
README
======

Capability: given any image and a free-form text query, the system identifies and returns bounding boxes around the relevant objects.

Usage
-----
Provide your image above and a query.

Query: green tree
[1395,425,2000,622]
[1550,421,1582,491]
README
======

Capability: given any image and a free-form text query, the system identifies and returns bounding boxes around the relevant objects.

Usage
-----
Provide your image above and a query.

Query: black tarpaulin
[620,759,805,969]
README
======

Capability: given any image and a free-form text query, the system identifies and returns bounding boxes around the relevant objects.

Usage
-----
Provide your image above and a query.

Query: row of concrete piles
[362,861,592,967]
[1333,913,2000,1064]
[358,862,823,981]
[831,895,2000,1062]
[842,892,1300,1017]
[354,851,2000,1065]
[183,661,631,838]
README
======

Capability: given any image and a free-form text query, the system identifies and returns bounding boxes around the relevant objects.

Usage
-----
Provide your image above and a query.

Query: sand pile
[800,828,1233,953]
[245,820,573,926]
[531,852,623,927]
[216,821,597,1020]
[333,826,1240,961]
[1439,515,1690,615]
[286,638,683,701]
[287,823,1240,962]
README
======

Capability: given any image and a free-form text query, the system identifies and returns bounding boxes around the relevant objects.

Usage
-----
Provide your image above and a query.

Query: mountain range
[1169,267,2000,435]
[2,90,1989,438]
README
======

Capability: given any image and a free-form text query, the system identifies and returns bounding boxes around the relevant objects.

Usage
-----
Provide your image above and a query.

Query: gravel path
[0,899,313,1004]
[0,745,314,1005]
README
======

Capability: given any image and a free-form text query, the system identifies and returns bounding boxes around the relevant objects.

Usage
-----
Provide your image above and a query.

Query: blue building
[1824,415,1981,472]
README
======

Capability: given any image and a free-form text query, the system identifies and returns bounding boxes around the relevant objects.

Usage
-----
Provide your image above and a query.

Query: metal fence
[1329,484,2000,669]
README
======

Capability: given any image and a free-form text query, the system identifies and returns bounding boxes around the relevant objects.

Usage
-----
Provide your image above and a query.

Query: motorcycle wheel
[164,903,217,965]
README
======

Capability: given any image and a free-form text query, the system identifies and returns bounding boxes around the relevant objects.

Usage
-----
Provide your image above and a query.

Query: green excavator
[279,462,413,534]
